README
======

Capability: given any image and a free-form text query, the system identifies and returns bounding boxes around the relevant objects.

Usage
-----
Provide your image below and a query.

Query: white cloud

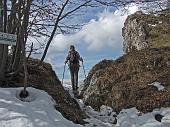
[50,34,70,52]
[126,4,139,14]
[49,5,139,53]
[36,1,167,56]
[77,11,126,51]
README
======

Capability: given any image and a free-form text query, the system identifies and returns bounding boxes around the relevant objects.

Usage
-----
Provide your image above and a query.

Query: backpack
[69,51,79,64]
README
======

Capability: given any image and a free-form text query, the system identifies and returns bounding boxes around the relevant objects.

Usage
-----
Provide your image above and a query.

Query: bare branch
[27,42,33,60]
[59,0,91,21]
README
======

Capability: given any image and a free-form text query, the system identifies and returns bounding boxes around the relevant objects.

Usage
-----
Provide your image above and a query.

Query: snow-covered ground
[0,87,82,127]
[64,83,117,127]
[116,107,170,127]
[0,85,170,127]
[64,83,170,127]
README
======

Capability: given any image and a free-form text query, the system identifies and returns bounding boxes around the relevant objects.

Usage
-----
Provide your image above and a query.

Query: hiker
[65,45,83,91]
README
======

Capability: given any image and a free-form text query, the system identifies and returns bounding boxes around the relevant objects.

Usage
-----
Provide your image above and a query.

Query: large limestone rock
[122,11,148,53]
[122,10,170,53]
[80,47,170,113]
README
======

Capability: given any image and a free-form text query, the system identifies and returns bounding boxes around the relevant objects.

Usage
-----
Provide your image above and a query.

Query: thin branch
[59,0,91,21]
[27,42,33,60]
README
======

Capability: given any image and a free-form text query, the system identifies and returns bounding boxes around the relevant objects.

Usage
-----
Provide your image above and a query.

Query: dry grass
[82,47,170,113]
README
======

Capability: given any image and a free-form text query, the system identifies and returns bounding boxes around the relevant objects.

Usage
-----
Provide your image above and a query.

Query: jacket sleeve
[77,52,83,61]
[65,52,70,62]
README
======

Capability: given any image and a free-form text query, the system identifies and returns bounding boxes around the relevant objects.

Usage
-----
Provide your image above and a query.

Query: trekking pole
[62,63,66,85]
[82,61,86,79]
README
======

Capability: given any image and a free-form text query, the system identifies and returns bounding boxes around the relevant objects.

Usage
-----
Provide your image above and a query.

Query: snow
[0,86,117,127]
[148,24,157,27]
[148,82,165,91]
[64,83,170,127]
[116,107,170,127]
[64,83,117,127]
[79,101,117,127]
[0,87,82,127]
[1,84,170,127]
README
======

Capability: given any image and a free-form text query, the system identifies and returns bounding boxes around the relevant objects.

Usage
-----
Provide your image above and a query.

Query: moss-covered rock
[122,10,170,53]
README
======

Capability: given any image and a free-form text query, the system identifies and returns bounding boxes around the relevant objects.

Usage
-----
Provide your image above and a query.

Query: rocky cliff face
[122,10,170,53]
[122,11,148,53]
[80,10,170,114]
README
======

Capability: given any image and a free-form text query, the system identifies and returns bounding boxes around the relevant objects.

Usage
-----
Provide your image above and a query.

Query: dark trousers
[70,64,79,91]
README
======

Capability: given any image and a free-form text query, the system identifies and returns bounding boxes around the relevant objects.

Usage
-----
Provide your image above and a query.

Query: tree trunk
[21,0,32,96]
[0,0,6,84]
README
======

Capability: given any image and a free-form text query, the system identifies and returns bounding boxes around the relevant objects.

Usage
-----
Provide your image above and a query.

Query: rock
[80,9,170,114]
[14,58,87,124]
[122,10,170,54]
[19,89,29,98]
[155,114,164,122]
[122,11,148,53]
[80,47,170,113]
[79,59,113,99]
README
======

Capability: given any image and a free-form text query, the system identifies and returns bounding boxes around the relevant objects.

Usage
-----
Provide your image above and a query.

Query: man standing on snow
[65,45,83,91]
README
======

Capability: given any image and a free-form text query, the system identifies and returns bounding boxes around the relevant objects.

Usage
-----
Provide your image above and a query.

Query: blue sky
[32,1,167,82]
[45,6,133,82]
[48,41,123,81]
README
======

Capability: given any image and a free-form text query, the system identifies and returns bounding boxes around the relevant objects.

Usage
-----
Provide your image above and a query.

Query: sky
[45,4,138,82]
[32,0,167,82]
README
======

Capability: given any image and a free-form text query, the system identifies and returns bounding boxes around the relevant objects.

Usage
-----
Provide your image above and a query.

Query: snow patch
[148,82,165,91]
[64,83,170,127]
[116,107,170,127]
[148,24,157,27]
[78,102,117,127]
[116,107,139,127]
[0,87,82,127]
[63,84,117,127]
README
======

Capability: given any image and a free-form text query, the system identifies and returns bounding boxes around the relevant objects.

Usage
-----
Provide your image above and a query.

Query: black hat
[70,45,75,49]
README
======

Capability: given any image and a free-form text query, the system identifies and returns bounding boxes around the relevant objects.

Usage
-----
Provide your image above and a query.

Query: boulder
[10,58,87,124]
[80,47,170,113]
